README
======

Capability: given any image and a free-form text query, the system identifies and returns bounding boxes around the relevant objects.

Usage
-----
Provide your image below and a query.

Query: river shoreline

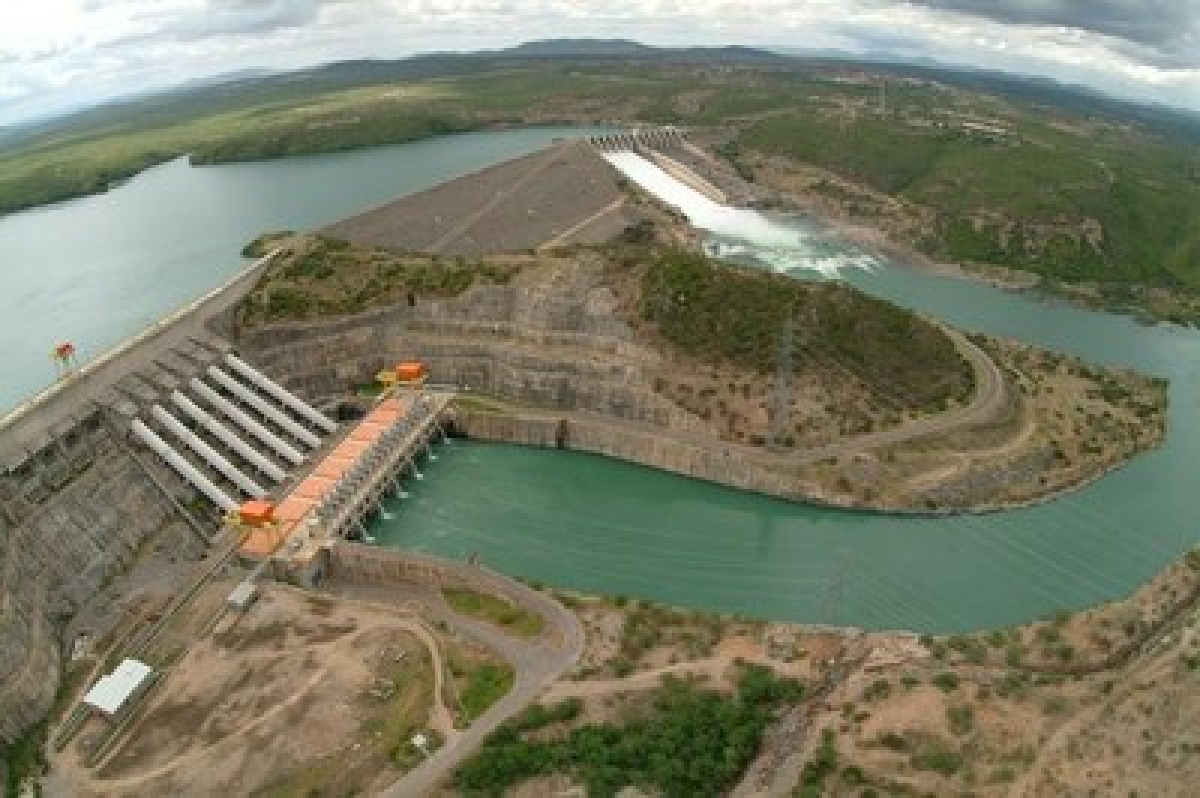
[741,154,1198,329]
[450,378,1164,520]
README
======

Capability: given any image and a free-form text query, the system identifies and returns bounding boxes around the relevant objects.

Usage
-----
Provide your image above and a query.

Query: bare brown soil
[45,585,469,797]
[511,549,1200,797]
[788,575,1200,797]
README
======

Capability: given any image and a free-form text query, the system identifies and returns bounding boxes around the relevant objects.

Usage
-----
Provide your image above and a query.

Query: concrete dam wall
[0,133,728,746]
[0,254,282,744]
[0,412,203,744]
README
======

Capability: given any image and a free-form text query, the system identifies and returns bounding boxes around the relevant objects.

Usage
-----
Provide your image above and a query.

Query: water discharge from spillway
[602,151,879,278]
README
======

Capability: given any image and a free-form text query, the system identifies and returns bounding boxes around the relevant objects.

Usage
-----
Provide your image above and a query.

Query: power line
[820,547,853,627]
[769,312,797,450]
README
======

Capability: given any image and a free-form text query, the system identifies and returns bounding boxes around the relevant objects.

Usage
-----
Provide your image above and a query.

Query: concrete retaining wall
[457,410,849,508]
[325,541,530,606]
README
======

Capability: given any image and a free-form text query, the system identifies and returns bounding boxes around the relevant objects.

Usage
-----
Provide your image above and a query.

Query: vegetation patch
[236,235,526,328]
[443,587,544,637]
[455,664,804,797]
[639,249,972,413]
[457,663,515,726]
[740,108,1200,324]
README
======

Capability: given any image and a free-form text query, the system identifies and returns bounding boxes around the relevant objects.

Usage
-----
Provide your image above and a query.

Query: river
[378,149,1200,633]
[2,130,1196,632]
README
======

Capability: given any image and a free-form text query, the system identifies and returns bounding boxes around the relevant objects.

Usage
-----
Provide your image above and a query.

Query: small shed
[227,580,260,611]
[83,659,154,718]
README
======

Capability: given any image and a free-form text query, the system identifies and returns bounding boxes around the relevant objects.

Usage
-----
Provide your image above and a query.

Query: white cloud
[0,0,1198,126]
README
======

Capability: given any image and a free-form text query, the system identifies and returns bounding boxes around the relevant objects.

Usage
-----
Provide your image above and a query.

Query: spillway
[602,150,879,278]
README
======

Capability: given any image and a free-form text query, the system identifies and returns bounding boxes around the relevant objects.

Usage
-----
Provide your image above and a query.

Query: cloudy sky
[2,1,1199,126]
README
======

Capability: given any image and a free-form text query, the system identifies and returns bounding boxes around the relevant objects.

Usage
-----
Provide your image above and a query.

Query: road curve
[485,323,1009,472]
[379,565,585,797]
[789,326,1007,465]
[377,329,1005,793]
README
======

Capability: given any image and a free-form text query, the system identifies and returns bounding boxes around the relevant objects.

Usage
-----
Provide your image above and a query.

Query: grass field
[737,96,1200,299]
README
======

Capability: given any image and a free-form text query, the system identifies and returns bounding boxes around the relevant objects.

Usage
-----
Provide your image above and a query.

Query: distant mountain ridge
[4,38,1199,148]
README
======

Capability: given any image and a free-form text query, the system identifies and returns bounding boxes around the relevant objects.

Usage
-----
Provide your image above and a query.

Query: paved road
[787,327,1007,465]
[377,568,585,797]
[478,324,1008,473]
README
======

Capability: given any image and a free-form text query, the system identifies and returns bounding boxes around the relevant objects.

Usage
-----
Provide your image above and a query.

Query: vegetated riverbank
[238,233,1165,515]
[439,540,1200,797]
[9,46,1200,326]
[736,147,1200,328]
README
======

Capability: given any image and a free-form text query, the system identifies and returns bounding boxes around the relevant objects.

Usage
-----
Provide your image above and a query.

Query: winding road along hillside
[378,567,585,797]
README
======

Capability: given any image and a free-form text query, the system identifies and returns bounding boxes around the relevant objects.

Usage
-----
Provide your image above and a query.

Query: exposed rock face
[238,261,708,436]
[0,414,190,744]
[232,260,876,508]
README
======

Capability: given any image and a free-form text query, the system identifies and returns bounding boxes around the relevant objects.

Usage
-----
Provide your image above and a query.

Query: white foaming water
[603,151,879,278]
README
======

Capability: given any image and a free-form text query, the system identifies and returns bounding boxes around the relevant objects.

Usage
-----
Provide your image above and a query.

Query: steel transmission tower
[769,313,797,450]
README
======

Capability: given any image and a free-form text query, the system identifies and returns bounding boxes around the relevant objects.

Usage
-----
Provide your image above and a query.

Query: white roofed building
[82,659,154,718]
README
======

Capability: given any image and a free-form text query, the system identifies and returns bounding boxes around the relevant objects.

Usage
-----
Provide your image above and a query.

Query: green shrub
[947,705,974,736]
[864,679,892,701]
[457,670,800,796]
[912,746,963,776]
[932,672,960,693]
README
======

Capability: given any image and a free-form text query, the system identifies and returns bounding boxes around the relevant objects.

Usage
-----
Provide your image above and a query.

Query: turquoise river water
[2,129,1197,632]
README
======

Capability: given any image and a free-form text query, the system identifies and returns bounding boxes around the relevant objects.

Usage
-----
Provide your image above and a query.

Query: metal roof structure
[83,658,154,717]
[227,580,260,610]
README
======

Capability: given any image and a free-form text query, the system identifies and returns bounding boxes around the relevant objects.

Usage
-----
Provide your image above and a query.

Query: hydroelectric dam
[5,126,1194,754]
[0,127,720,745]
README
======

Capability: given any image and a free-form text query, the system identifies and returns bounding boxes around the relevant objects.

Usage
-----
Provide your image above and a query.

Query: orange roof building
[238,500,275,526]
[236,393,417,560]
[396,362,426,382]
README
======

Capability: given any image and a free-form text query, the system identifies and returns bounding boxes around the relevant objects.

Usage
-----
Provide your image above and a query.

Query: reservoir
[2,130,1197,632]
[0,127,596,412]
